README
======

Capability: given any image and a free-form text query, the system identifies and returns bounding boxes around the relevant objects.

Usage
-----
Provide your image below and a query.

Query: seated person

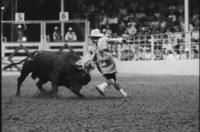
[65,27,77,41]
[16,24,27,42]
[52,26,62,41]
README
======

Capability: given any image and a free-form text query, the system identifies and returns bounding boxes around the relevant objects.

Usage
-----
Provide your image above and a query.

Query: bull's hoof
[49,90,58,98]
[15,93,20,97]
[78,94,85,99]
[31,73,37,79]
[52,96,57,100]
[39,89,46,92]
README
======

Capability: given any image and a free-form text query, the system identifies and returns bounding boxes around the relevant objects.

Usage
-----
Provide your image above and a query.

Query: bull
[3,46,91,98]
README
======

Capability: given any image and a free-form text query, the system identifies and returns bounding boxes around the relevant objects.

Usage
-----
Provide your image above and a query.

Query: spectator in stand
[65,27,77,41]
[117,20,126,35]
[176,4,184,16]
[128,1,139,12]
[150,17,160,34]
[65,0,199,36]
[102,25,112,36]
[98,10,108,29]
[16,24,27,42]
[107,13,119,34]
[168,10,177,24]
[126,22,137,37]
[52,26,62,41]
[122,29,130,39]
[135,7,147,22]
[179,20,194,32]
[179,44,187,59]
[192,10,199,31]
[119,2,128,17]
[160,17,167,33]
[168,3,177,13]
[154,9,161,20]
[166,50,175,60]
[101,28,107,35]
[144,48,152,60]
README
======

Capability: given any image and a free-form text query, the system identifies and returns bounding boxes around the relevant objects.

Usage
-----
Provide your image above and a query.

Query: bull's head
[75,59,95,73]
[72,64,91,85]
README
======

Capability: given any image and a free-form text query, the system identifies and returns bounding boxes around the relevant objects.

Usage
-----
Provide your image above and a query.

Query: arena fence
[1,20,90,71]
[1,20,199,74]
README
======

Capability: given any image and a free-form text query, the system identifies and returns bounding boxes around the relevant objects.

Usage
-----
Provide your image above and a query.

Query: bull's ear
[73,64,84,70]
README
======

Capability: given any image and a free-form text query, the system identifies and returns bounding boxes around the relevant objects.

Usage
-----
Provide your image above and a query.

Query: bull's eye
[82,73,85,77]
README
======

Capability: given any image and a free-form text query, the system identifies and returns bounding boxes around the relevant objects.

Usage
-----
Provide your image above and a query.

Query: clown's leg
[113,81,128,98]
[95,78,114,96]
[96,79,127,97]
[107,79,127,97]
[96,82,108,97]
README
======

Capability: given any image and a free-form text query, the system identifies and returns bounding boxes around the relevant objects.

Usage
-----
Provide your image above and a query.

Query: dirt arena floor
[2,74,199,132]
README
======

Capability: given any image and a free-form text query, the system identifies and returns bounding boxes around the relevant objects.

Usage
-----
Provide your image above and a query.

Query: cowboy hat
[17,24,22,28]
[54,26,59,30]
[68,27,73,31]
[89,29,104,38]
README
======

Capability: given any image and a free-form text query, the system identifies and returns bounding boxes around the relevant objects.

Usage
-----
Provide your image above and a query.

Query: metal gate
[1,20,90,71]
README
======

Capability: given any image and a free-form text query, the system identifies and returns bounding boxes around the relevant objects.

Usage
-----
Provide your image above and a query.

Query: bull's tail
[2,57,29,70]
[2,51,38,70]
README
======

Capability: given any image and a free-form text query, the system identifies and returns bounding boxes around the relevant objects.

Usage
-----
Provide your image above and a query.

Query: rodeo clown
[77,29,128,98]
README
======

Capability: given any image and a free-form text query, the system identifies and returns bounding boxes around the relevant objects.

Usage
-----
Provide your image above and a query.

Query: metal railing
[110,31,199,61]
[1,20,90,71]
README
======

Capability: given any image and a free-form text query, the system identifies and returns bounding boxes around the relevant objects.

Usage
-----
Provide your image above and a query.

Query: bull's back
[32,51,80,79]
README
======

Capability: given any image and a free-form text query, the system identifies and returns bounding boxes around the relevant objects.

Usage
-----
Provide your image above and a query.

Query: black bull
[8,50,91,98]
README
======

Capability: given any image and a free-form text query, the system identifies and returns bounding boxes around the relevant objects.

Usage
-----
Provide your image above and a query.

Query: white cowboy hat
[68,27,73,31]
[89,29,104,38]
[54,26,58,30]
[17,24,22,28]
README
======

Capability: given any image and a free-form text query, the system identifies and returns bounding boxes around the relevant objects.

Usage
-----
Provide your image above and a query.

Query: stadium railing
[111,31,199,61]
[1,20,199,72]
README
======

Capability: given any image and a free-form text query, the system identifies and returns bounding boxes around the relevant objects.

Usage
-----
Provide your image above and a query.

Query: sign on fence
[59,12,69,21]
[15,13,25,22]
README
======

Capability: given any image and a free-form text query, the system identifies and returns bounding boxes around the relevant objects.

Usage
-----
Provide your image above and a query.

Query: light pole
[184,0,190,58]
[1,6,5,42]
[61,0,64,42]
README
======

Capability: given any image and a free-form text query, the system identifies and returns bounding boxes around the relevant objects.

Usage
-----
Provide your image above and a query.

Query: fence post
[188,32,192,59]
[2,43,4,58]
[151,35,154,60]
[185,32,191,59]
[118,44,121,61]
[40,21,43,50]
[84,20,90,56]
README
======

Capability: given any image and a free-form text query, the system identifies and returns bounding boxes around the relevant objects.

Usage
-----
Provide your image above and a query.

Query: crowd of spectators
[2,0,199,61]
[69,0,199,37]
[65,0,199,61]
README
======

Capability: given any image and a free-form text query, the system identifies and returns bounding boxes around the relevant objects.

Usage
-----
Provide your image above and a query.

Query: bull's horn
[75,60,84,67]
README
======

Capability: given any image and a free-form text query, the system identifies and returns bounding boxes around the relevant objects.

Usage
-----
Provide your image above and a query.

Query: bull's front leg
[49,72,59,98]
[70,85,85,98]
[50,82,59,98]
[36,79,47,92]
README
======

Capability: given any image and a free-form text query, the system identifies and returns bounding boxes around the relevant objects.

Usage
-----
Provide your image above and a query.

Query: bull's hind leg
[50,83,59,98]
[16,61,32,96]
[49,73,59,98]
[36,79,47,92]
[70,85,85,98]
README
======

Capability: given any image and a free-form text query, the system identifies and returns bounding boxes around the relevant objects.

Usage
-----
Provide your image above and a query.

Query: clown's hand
[122,38,127,43]
[85,60,95,71]
[88,45,96,54]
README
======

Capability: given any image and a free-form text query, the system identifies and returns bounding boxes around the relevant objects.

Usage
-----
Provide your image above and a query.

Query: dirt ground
[2,74,199,132]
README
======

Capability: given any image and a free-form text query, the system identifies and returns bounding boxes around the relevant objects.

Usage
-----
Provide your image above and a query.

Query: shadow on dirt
[29,91,128,101]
